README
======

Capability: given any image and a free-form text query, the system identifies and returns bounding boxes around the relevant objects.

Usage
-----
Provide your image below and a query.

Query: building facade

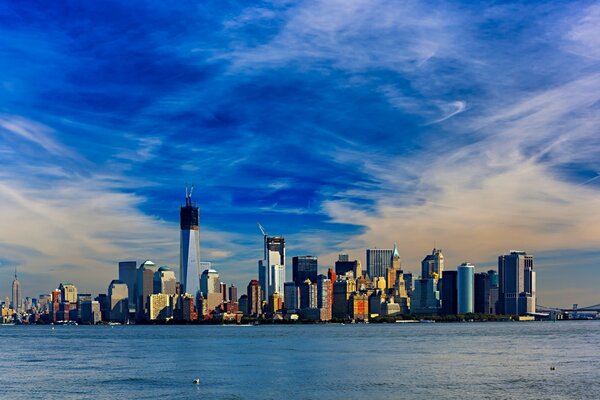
[258,234,285,302]
[421,248,444,280]
[498,251,536,315]
[292,256,318,286]
[457,263,474,314]
[108,280,129,323]
[366,248,393,279]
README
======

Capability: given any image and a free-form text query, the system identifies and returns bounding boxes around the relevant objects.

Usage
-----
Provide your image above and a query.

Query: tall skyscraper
[118,261,137,313]
[180,187,201,296]
[387,243,401,291]
[200,268,220,297]
[247,280,262,316]
[488,270,499,314]
[292,256,318,286]
[228,285,238,305]
[335,256,360,278]
[421,248,444,279]
[300,279,317,309]
[12,269,21,312]
[366,248,393,279]
[59,282,78,304]
[284,282,300,311]
[257,227,285,302]
[136,260,157,320]
[317,275,332,321]
[108,280,129,323]
[410,278,440,315]
[440,270,457,315]
[457,263,474,314]
[498,251,536,315]
[474,272,490,314]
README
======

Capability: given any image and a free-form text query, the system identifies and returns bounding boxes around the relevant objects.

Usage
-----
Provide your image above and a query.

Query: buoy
[550,366,556,371]
[193,379,200,384]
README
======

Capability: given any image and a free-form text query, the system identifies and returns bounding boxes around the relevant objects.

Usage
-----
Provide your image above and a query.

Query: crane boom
[257,222,267,236]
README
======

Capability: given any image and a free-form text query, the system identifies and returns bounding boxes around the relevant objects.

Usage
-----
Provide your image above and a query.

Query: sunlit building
[181,188,201,296]
[498,251,536,315]
[421,248,444,280]
[457,263,475,314]
[108,280,129,323]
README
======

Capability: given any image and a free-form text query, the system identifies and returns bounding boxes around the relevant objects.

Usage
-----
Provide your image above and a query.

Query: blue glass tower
[457,263,474,314]
[180,187,201,296]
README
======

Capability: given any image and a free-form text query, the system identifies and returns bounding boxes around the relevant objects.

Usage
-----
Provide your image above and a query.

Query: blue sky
[1,1,599,308]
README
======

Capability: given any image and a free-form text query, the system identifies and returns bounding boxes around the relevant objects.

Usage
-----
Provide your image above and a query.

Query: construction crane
[257,222,267,236]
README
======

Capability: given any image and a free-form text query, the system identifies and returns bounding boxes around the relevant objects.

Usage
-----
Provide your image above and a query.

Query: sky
[0,1,599,308]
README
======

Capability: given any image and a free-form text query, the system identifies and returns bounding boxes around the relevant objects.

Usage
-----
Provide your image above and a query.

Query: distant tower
[498,251,535,315]
[257,224,285,302]
[181,186,201,296]
[12,268,22,312]
[421,248,444,280]
[457,263,475,314]
[366,248,393,279]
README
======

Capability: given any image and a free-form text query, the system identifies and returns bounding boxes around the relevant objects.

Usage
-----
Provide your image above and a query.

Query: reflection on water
[2,321,599,400]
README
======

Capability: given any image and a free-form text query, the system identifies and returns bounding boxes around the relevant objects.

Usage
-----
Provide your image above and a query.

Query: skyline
[1,1,600,307]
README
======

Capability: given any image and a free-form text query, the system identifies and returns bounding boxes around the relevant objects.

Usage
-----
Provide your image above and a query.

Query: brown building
[247,280,262,316]
[349,292,369,321]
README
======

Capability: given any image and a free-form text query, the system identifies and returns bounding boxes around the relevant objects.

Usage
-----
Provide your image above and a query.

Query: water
[1,321,599,399]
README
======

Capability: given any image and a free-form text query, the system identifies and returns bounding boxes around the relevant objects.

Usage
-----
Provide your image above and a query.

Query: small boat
[192,379,200,384]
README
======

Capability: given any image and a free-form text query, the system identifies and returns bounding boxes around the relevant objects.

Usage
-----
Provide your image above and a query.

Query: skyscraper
[366,248,393,279]
[228,285,238,305]
[421,248,444,279]
[258,229,285,302]
[118,261,137,313]
[440,270,457,316]
[180,187,201,296]
[154,267,177,295]
[108,280,129,323]
[200,268,220,297]
[247,280,262,316]
[498,251,536,315]
[59,282,78,304]
[457,263,474,314]
[317,275,332,321]
[136,260,156,320]
[292,256,318,286]
[474,272,490,314]
[410,278,440,315]
[12,269,21,312]
[284,282,300,311]
[387,243,401,291]
[334,255,360,278]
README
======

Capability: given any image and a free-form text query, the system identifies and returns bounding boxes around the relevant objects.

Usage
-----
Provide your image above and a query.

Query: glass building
[457,263,475,314]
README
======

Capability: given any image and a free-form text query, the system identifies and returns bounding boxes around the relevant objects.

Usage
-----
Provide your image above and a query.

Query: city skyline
[1,2,600,308]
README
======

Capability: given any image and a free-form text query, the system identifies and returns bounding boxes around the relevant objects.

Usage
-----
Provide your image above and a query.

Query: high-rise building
[349,292,369,321]
[220,282,228,302]
[268,292,283,313]
[180,188,201,296]
[440,270,457,315]
[284,282,300,311]
[457,263,474,314]
[404,272,413,296]
[258,232,285,302]
[154,267,177,295]
[59,282,77,304]
[300,279,317,309]
[410,278,440,315]
[393,270,410,314]
[474,272,490,314]
[332,278,356,319]
[335,256,361,278]
[136,260,157,320]
[149,293,172,321]
[118,261,137,313]
[317,275,332,321]
[387,244,401,291]
[108,280,129,323]
[228,285,238,305]
[421,248,444,279]
[247,280,262,316]
[292,256,318,286]
[366,248,393,279]
[200,268,220,297]
[488,270,499,314]
[498,251,536,315]
[12,270,22,313]
[80,300,101,324]
[238,295,249,316]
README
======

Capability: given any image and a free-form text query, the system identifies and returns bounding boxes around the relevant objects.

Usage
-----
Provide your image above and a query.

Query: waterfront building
[154,267,177,295]
[136,260,157,320]
[292,256,318,286]
[421,248,444,280]
[366,248,393,279]
[80,300,101,324]
[258,232,285,303]
[317,275,332,321]
[284,282,300,311]
[393,270,410,314]
[440,270,457,315]
[498,251,536,315]
[387,244,401,291]
[181,294,198,321]
[349,292,369,321]
[457,263,475,314]
[268,292,283,313]
[12,270,22,313]
[488,270,499,314]
[332,278,356,319]
[247,280,262,316]
[200,268,220,297]
[368,289,385,316]
[180,188,201,296]
[474,272,490,314]
[404,272,413,296]
[220,282,228,302]
[300,279,317,309]
[238,295,249,316]
[118,261,137,313]
[410,278,440,315]
[381,300,402,316]
[228,285,238,305]
[108,280,129,323]
[149,293,171,321]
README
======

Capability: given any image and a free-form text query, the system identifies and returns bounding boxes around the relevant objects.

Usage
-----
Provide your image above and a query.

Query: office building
[284,282,300,311]
[349,292,369,321]
[440,270,457,315]
[366,248,393,279]
[247,280,262,316]
[108,280,129,323]
[317,275,332,321]
[335,256,361,278]
[404,272,413,296]
[368,289,385,316]
[220,282,228,302]
[488,270,499,314]
[136,260,157,320]
[228,285,238,305]
[387,243,401,291]
[12,270,22,313]
[238,295,249,316]
[181,294,198,322]
[393,270,410,314]
[300,279,317,309]
[474,272,490,314]
[180,187,201,296]
[268,292,283,313]
[457,263,474,314]
[421,248,444,280]
[332,278,356,319]
[258,231,285,302]
[292,256,318,286]
[200,268,220,297]
[149,293,171,321]
[80,300,101,324]
[118,261,137,313]
[498,251,536,315]
[59,282,77,304]
[410,278,440,315]
[154,267,177,295]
